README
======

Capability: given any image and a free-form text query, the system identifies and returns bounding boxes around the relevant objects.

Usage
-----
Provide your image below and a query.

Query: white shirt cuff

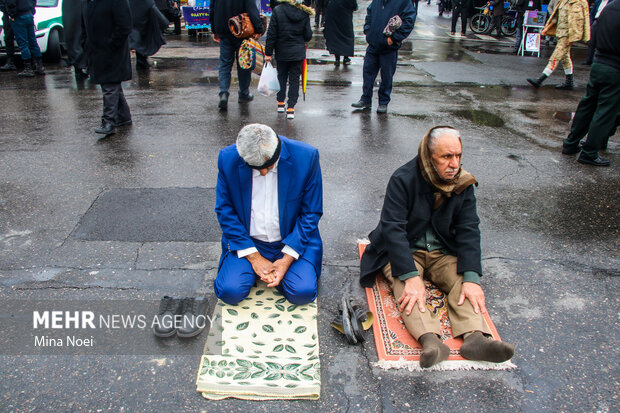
[237,247,258,258]
[282,245,300,260]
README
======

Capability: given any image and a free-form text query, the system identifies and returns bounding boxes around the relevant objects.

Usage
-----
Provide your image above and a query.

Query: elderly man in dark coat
[324,0,358,66]
[82,0,133,135]
[360,126,515,369]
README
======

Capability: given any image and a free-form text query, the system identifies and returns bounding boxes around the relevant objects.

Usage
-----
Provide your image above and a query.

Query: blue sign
[182,5,210,29]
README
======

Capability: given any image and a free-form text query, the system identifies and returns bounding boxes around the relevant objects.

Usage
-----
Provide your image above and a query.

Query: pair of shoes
[351,100,371,110]
[218,92,229,110]
[238,93,254,103]
[331,297,374,344]
[286,107,295,119]
[277,101,285,113]
[343,56,351,65]
[577,152,610,166]
[152,296,210,338]
[377,104,388,114]
[115,119,132,127]
[94,121,116,135]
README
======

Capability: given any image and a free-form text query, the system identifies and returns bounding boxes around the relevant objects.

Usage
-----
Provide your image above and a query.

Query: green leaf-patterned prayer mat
[196,281,320,400]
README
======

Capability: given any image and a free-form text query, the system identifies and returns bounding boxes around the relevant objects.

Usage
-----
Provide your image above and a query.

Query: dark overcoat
[324,0,358,56]
[359,156,482,288]
[128,0,166,57]
[81,0,133,84]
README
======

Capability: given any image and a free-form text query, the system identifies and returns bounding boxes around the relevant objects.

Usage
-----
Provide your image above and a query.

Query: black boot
[556,74,574,90]
[0,56,17,71]
[17,59,35,77]
[33,57,46,76]
[136,53,150,70]
[526,73,548,88]
[218,92,229,111]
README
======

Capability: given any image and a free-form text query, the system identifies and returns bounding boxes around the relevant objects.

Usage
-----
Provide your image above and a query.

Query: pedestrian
[214,124,323,305]
[438,0,451,16]
[351,0,416,114]
[583,0,614,65]
[451,0,471,36]
[265,0,314,120]
[210,0,264,111]
[6,0,45,77]
[62,0,88,80]
[561,1,620,166]
[526,0,589,90]
[313,0,328,27]
[129,0,167,70]
[486,0,504,37]
[0,0,17,71]
[324,0,358,66]
[513,0,541,54]
[360,126,515,368]
[82,0,133,135]
[155,0,181,35]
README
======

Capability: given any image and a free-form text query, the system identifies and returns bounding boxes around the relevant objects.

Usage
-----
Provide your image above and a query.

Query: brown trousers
[382,250,491,340]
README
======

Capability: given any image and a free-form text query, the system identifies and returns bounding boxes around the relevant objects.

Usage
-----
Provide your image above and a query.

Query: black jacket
[593,0,620,71]
[6,0,34,18]
[265,1,313,60]
[81,0,132,84]
[363,0,416,52]
[129,0,166,56]
[324,0,358,56]
[360,157,482,287]
[210,0,264,38]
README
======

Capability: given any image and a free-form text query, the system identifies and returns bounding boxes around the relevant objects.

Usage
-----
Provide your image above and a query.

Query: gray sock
[418,333,450,368]
[460,331,515,363]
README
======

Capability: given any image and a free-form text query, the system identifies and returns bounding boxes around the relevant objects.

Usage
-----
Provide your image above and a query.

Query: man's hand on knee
[398,276,426,315]
[246,252,276,283]
[268,254,295,288]
[458,282,487,314]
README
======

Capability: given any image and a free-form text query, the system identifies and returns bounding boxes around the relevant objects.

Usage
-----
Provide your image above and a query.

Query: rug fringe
[374,358,517,372]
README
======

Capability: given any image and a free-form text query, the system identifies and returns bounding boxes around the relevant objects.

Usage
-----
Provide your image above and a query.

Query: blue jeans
[218,36,252,98]
[11,14,42,61]
[361,46,398,105]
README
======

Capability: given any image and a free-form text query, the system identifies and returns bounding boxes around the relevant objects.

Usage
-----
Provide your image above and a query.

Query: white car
[0,0,64,62]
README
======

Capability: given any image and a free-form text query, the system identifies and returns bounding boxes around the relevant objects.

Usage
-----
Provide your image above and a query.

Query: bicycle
[469,3,518,36]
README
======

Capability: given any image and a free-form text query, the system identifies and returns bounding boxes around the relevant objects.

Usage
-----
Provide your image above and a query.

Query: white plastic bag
[257,62,280,96]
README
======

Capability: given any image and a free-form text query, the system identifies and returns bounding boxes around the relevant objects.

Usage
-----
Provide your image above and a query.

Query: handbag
[229,14,268,39]
[257,62,280,96]
[238,38,266,74]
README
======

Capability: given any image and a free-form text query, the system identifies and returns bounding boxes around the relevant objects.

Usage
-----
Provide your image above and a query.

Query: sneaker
[152,296,183,337]
[278,102,285,113]
[177,297,210,338]
[286,107,295,119]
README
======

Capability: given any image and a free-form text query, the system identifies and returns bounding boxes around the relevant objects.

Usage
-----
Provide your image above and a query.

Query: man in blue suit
[214,124,323,305]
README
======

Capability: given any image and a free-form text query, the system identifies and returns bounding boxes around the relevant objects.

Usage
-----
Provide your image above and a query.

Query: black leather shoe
[351,100,371,109]
[177,297,209,338]
[577,153,610,166]
[218,92,229,110]
[377,104,388,114]
[238,93,254,103]
[94,122,116,135]
[153,296,183,337]
[115,119,132,127]
[561,145,580,155]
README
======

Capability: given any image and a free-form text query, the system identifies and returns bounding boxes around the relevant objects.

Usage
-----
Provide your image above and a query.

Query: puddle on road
[450,109,505,127]
[392,113,429,120]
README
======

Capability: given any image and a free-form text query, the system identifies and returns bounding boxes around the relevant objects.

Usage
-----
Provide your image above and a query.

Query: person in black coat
[360,126,515,368]
[63,0,88,79]
[265,0,313,119]
[324,0,358,66]
[0,0,17,70]
[82,0,133,135]
[210,0,264,110]
[451,0,471,35]
[129,0,167,70]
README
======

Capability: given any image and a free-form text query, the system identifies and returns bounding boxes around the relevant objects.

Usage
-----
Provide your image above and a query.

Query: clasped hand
[246,252,294,288]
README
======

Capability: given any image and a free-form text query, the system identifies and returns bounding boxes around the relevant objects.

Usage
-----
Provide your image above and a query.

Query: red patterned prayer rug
[359,242,516,371]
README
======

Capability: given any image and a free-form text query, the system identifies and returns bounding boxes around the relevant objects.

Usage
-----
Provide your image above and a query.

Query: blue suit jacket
[215,136,323,275]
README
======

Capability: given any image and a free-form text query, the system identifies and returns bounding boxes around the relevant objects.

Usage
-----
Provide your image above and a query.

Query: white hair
[428,127,460,152]
[236,124,278,166]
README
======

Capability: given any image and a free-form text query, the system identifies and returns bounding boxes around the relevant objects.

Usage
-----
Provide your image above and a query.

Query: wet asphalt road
[0,3,618,412]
